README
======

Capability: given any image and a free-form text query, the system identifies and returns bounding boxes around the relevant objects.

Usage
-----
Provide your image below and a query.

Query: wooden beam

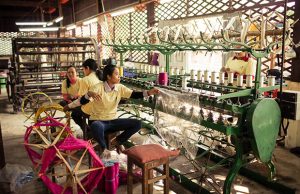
[0,10,39,17]
[0,0,57,8]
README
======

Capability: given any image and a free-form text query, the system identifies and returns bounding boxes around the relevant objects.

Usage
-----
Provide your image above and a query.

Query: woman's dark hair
[66,65,76,88]
[82,58,104,80]
[103,64,117,81]
[82,58,98,72]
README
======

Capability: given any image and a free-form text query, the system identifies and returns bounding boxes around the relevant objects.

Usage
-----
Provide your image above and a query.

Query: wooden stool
[124,144,180,194]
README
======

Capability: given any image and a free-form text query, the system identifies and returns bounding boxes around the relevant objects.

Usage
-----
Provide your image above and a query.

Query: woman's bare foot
[101,149,112,159]
[116,145,125,154]
[110,137,125,154]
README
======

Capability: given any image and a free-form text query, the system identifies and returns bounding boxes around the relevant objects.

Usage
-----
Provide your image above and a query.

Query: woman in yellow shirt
[71,59,101,131]
[64,64,159,153]
[59,66,81,107]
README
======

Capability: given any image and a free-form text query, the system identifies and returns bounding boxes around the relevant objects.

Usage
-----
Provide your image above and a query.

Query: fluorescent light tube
[19,27,59,32]
[83,18,98,25]
[46,22,54,26]
[66,24,76,30]
[16,22,47,26]
[111,7,134,17]
[54,16,63,23]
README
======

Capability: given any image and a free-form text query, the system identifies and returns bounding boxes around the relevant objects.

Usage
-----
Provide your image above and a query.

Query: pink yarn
[39,135,105,194]
[24,117,72,167]
[24,117,110,194]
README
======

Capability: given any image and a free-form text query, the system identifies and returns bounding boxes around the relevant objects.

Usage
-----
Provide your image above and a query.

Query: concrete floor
[0,88,300,194]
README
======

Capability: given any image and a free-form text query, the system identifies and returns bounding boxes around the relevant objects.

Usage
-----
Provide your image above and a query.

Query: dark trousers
[90,118,141,149]
[71,106,89,131]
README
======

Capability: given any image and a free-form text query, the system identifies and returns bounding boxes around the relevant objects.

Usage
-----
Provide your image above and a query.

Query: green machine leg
[267,160,276,181]
[223,138,244,194]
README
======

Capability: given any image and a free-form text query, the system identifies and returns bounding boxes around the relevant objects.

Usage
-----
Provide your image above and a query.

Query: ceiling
[0,0,61,32]
[0,0,142,32]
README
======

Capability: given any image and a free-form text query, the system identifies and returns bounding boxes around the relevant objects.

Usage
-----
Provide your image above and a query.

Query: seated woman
[222,51,256,76]
[64,64,159,154]
[59,66,81,107]
[71,59,101,131]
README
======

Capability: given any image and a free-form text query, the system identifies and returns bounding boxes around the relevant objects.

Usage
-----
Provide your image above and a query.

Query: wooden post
[147,2,155,64]
[291,0,300,82]
[0,123,6,169]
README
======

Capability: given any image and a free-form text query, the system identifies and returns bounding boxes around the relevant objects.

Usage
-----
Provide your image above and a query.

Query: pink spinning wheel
[39,136,105,194]
[24,117,72,170]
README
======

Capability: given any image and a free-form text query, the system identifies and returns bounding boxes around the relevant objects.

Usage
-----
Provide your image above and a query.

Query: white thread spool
[144,64,149,73]
[181,68,186,76]
[156,66,160,74]
[260,75,265,87]
[204,70,209,82]
[175,68,180,75]
[147,65,151,73]
[246,75,253,88]
[219,72,225,84]
[151,65,155,74]
[190,69,195,80]
[237,74,243,87]
[197,70,202,81]
[228,72,234,85]
[182,76,187,90]
[170,67,175,76]
[211,71,217,83]
[140,64,144,73]
[268,76,276,86]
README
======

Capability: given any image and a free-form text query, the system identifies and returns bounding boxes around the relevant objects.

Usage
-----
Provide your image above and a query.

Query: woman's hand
[63,105,70,112]
[87,91,101,101]
[147,88,160,96]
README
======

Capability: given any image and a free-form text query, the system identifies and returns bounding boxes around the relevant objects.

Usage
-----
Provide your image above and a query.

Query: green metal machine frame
[101,29,295,194]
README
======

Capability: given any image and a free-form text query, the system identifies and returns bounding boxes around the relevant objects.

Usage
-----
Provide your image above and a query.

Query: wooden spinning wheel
[34,104,71,125]
[24,117,72,171]
[39,136,105,194]
[21,92,52,121]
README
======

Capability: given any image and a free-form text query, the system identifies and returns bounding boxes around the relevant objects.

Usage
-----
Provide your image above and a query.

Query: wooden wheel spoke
[52,109,57,117]
[76,166,104,176]
[54,147,73,173]
[61,183,68,194]
[51,124,67,146]
[25,112,35,121]
[33,127,51,145]
[24,143,48,149]
[74,148,88,172]
[75,175,87,194]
